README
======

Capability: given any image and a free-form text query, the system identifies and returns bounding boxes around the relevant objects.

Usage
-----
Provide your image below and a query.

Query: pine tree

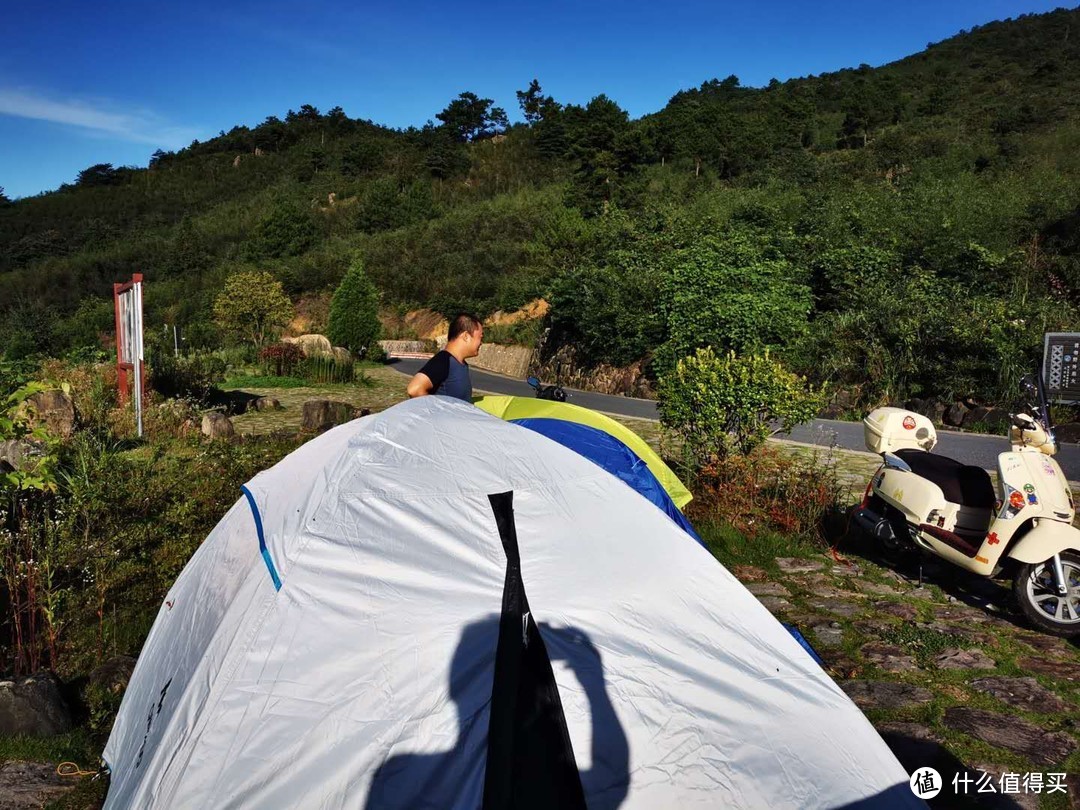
[327,257,381,357]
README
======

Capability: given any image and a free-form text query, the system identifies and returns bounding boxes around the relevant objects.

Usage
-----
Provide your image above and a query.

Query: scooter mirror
[527,376,541,388]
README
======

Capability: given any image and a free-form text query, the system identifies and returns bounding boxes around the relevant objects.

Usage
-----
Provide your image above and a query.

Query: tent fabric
[103,397,920,809]
[473,395,692,510]
[510,417,702,544]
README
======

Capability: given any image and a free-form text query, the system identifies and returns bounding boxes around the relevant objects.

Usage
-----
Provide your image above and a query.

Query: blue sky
[0,0,1069,199]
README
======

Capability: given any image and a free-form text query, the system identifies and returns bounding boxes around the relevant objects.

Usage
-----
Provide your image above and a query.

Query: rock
[282,333,333,357]
[930,604,991,624]
[907,398,946,425]
[944,707,1077,766]
[861,641,918,673]
[935,647,996,670]
[252,397,281,412]
[935,624,996,647]
[1014,630,1074,657]
[963,406,1008,433]
[331,346,353,364]
[1052,422,1080,445]
[88,655,136,697]
[745,582,790,598]
[0,761,76,810]
[0,672,73,736]
[971,676,1072,714]
[944,401,969,427]
[201,412,235,440]
[964,405,992,427]
[756,596,790,613]
[855,580,903,597]
[0,439,30,472]
[731,565,769,582]
[775,557,825,574]
[874,722,950,772]
[302,400,357,432]
[841,680,933,710]
[810,622,844,648]
[1016,656,1079,681]
[874,601,918,621]
[806,598,861,618]
[24,389,76,438]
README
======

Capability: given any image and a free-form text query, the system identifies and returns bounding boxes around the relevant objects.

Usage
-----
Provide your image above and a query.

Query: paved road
[388,358,1080,479]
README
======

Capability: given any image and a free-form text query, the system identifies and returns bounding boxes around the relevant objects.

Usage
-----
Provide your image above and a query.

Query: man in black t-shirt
[406,314,483,402]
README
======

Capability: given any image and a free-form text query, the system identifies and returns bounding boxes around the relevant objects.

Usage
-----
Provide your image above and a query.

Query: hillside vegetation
[4,8,1080,405]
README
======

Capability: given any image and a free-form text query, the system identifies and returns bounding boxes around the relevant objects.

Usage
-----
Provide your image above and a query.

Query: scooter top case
[863,408,937,454]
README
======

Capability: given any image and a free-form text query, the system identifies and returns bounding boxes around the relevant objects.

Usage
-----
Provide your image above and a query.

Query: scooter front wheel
[1013,550,1080,638]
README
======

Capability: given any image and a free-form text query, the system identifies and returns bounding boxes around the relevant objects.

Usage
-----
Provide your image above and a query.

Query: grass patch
[696,519,820,570]
[0,729,98,767]
[221,374,312,390]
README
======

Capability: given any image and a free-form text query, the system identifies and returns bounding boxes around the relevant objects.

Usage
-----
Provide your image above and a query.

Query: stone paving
[739,551,1080,808]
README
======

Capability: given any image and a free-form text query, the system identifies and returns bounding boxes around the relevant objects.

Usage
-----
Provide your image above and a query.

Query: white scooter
[853,374,1080,637]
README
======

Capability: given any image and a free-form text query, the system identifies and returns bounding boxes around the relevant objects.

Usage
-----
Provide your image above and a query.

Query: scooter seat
[895,449,995,509]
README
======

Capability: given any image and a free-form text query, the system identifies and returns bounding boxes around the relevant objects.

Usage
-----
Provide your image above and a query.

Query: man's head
[447,313,483,359]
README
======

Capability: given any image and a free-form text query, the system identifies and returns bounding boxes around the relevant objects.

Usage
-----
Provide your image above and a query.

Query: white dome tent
[103,397,921,808]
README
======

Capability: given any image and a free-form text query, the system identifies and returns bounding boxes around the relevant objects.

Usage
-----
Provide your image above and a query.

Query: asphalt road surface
[388,358,1080,479]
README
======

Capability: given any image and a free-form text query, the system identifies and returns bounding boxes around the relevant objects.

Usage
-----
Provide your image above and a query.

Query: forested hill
[3,7,1080,406]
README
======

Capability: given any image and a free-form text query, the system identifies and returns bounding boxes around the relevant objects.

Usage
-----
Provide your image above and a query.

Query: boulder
[1053,422,1080,444]
[302,400,357,432]
[0,672,73,736]
[201,412,235,440]
[0,440,28,472]
[88,655,137,697]
[943,401,969,427]
[821,389,857,419]
[282,334,333,357]
[963,406,1008,433]
[252,397,281,412]
[24,389,76,439]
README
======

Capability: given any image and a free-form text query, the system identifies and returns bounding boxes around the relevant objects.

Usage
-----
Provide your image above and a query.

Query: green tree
[327,257,381,356]
[212,270,293,348]
[436,92,509,142]
[250,199,318,258]
[0,186,9,205]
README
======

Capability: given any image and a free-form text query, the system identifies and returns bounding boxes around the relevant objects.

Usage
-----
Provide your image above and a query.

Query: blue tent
[511,418,703,545]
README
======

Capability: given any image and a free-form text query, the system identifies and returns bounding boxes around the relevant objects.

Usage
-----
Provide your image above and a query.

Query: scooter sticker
[986,532,1000,545]
[1023,483,1038,505]
[902,415,916,430]
[999,486,1025,520]
[1041,459,1056,477]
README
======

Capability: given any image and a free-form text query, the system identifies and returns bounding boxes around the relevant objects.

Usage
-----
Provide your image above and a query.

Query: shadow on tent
[366,616,630,810]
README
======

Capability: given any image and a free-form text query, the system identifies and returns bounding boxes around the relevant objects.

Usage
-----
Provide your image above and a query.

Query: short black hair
[448,313,482,341]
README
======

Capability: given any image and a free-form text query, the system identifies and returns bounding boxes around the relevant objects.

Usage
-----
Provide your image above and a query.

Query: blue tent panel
[510,418,703,545]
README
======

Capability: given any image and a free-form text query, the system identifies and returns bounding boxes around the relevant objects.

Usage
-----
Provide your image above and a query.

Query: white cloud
[0,88,201,148]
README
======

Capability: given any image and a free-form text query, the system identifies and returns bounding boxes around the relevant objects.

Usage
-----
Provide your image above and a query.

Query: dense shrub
[259,342,304,377]
[149,354,226,402]
[658,347,823,466]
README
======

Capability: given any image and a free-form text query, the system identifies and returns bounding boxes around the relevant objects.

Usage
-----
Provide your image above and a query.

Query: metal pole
[134,280,144,438]
[173,325,179,358]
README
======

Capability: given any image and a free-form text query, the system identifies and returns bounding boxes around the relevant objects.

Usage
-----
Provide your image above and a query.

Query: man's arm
[407,372,434,398]
[407,353,450,398]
